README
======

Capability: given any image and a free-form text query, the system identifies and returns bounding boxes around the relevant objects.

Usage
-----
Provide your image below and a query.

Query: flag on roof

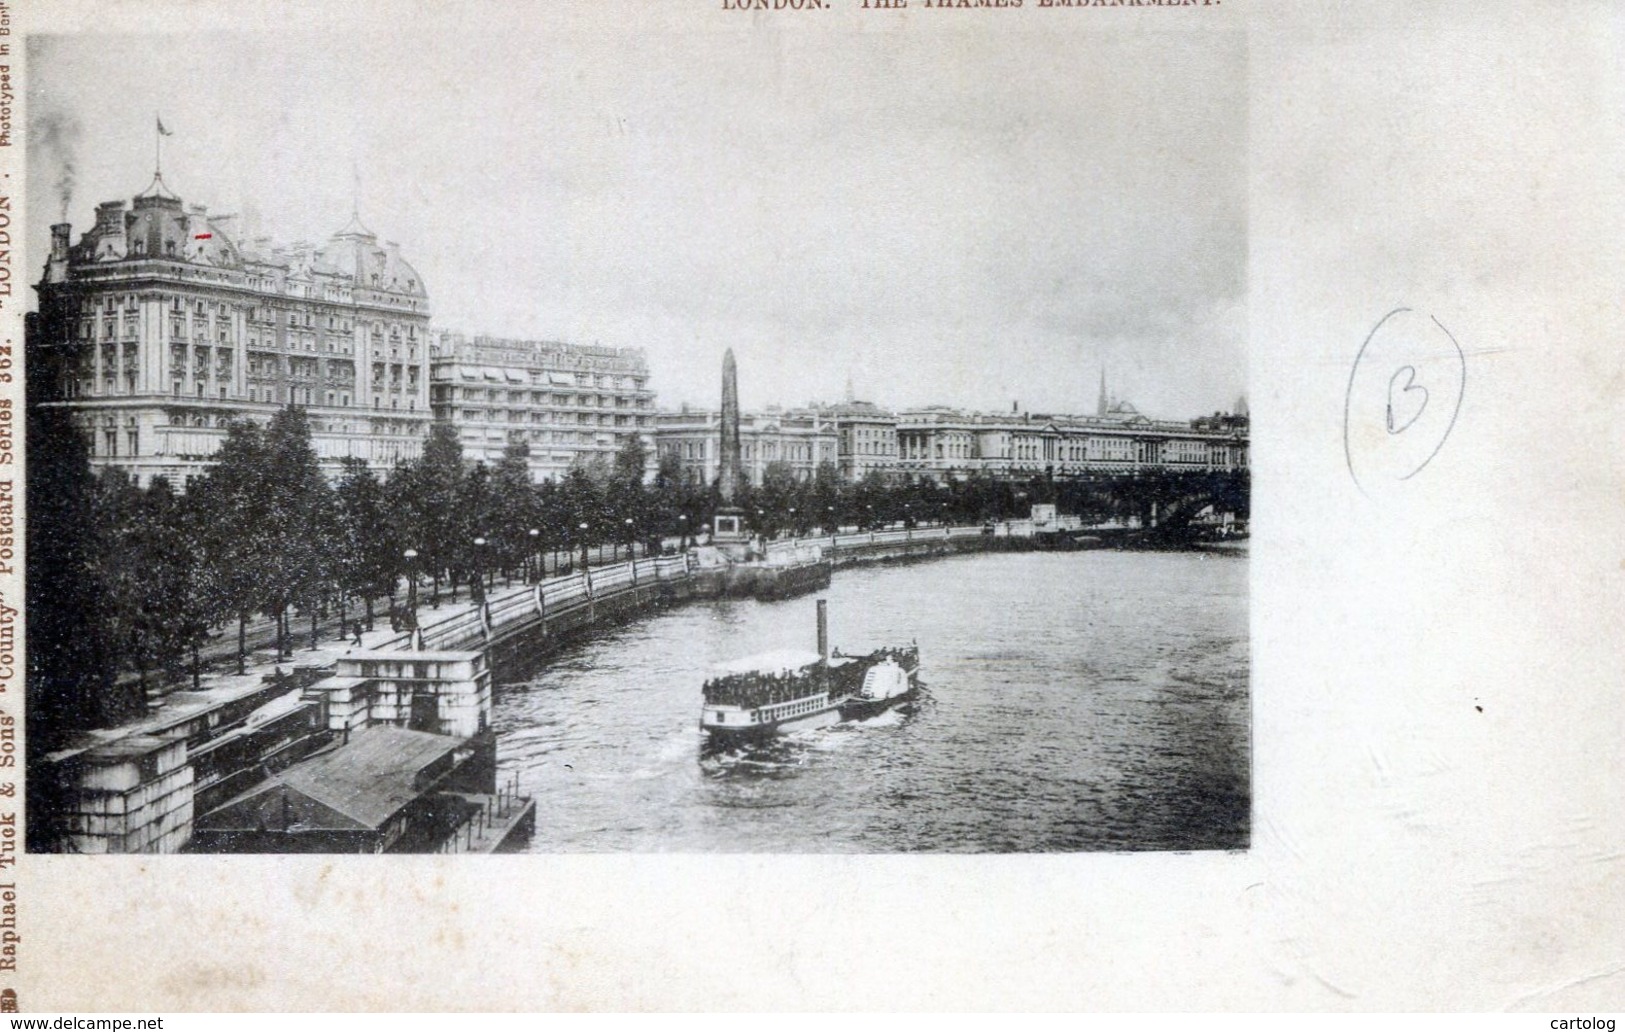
[157,116,173,137]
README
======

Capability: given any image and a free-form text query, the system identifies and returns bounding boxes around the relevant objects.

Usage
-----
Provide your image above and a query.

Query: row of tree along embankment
[390,524,1067,681]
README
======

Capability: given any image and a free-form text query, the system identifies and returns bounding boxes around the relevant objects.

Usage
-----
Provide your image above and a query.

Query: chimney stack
[46,224,73,283]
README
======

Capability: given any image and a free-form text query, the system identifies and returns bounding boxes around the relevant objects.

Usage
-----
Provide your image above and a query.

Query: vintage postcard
[1,0,1620,1014]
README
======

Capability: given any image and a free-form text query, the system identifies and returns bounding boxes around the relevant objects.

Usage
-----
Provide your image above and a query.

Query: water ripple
[495,548,1249,852]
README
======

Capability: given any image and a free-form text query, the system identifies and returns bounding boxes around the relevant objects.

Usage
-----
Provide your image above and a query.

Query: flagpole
[154,112,162,177]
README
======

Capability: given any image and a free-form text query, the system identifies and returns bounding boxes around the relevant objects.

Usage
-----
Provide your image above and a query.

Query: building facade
[894,405,1249,482]
[32,174,433,487]
[654,406,838,487]
[428,332,655,480]
[815,400,899,481]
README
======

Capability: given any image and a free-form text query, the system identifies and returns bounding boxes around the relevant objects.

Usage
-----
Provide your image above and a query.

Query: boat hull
[703,702,843,751]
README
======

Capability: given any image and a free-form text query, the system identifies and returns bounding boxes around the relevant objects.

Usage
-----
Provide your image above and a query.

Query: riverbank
[32,519,1223,853]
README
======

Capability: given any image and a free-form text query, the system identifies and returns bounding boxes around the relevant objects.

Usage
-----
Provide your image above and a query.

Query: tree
[561,465,602,565]
[534,478,570,574]
[809,461,841,534]
[25,405,129,737]
[261,407,335,653]
[25,404,130,851]
[607,438,648,560]
[139,478,218,692]
[755,461,800,539]
[334,458,397,634]
[396,421,467,604]
[458,462,494,603]
[193,419,274,673]
[491,440,539,580]
[613,433,648,487]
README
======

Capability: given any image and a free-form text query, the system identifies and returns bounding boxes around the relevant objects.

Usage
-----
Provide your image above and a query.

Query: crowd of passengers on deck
[702,670,824,708]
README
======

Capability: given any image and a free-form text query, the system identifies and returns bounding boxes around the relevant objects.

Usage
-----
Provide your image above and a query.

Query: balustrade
[395,524,1011,650]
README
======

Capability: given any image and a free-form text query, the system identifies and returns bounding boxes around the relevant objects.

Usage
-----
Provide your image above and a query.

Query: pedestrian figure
[353,622,363,646]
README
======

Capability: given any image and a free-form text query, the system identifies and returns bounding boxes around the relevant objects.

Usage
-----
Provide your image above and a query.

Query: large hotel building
[428,332,655,480]
[29,172,661,487]
[31,174,435,487]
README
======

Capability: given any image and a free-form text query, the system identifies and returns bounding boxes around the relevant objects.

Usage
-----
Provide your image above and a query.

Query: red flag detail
[194,233,213,240]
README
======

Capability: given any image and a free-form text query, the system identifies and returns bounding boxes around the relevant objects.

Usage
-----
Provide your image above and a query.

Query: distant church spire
[1097,365,1108,417]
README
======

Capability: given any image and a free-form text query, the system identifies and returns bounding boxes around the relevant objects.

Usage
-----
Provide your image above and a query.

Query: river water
[492,547,1248,852]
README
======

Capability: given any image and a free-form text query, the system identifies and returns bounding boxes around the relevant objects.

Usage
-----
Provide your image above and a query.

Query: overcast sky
[27,25,1246,418]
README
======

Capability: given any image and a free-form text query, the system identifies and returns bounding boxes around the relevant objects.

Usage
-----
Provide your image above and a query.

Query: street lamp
[578,522,591,573]
[624,516,635,562]
[473,536,489,602]
[677,513,688,550]
[788,507,797,539]
[403,548,419,625]
[528,527,540,582]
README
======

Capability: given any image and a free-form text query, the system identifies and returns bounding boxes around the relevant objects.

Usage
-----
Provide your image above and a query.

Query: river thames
[492,546,1248,852]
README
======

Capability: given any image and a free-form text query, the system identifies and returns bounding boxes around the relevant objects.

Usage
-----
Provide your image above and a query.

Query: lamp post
[578,522,591,574]
[677,513,688,550]
[528,527,540,582]
[403,548,419,626]
[625,517,638,583]
[472,536,488,605]
[826,505,834,535]
[788,507,797,540]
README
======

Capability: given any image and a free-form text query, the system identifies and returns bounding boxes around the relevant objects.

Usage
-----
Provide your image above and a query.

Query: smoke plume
[34,110,83,222]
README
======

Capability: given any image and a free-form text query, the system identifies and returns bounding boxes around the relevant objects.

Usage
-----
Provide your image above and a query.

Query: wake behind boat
[700,600,920,752]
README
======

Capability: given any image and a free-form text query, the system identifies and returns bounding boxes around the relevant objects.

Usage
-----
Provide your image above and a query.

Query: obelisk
[719,348,742,506]
[712,348,748,553]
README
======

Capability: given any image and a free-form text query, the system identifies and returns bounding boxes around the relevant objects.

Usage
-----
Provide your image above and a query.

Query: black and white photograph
[8,0,1625,1019]
[22,23,1248,856]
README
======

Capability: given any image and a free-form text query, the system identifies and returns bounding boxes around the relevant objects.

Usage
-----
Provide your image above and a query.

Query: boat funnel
[816,599,829,662]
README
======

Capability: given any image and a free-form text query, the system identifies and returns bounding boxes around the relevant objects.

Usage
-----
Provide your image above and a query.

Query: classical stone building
[654,405,838,487]
[428,332,655,480]
[814,400,900,481]
[894,403,1249,483]
[32,173,433,487]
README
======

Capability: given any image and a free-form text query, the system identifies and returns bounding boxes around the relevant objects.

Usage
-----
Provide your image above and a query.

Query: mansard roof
[63,174,428,300]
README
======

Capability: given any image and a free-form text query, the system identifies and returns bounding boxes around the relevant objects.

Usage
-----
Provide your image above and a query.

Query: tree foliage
[29,401,1246,731]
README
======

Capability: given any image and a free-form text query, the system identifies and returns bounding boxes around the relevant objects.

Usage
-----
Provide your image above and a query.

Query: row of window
[445,408,646,428]
[438,387,650,408]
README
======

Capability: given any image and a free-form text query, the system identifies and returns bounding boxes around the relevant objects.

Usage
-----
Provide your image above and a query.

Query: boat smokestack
[816,599,829,662]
